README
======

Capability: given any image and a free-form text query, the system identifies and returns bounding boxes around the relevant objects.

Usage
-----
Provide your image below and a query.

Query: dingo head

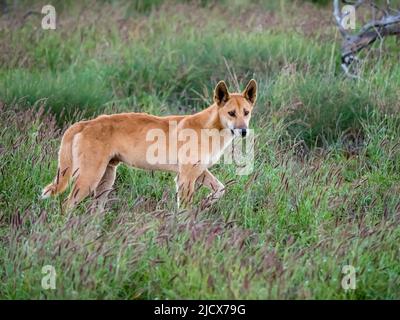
[214,79,257,137]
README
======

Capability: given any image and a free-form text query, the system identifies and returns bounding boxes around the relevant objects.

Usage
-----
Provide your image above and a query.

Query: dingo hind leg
[64,135,110,211]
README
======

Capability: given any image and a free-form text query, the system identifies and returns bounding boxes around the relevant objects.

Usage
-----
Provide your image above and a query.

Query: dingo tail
[41,124,83,199]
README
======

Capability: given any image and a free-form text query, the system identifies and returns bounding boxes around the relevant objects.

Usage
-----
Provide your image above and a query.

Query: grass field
[0,0,399,299]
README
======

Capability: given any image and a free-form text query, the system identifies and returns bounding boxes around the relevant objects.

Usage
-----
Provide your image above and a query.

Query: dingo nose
[240,128,247,137]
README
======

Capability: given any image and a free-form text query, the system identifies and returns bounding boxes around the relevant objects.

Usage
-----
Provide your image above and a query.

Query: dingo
[42,79,257,210]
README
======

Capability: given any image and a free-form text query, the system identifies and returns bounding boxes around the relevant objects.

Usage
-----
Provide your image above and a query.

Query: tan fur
[42,80,257,211]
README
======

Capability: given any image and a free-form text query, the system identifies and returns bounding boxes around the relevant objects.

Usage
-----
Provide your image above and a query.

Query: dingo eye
[228,111,236,117]
[244,109,249,116]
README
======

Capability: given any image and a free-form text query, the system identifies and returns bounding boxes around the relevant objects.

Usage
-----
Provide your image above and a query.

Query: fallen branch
[333,0,400,77]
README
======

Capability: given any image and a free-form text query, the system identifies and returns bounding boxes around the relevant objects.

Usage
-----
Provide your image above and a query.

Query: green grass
[0,0,399,299]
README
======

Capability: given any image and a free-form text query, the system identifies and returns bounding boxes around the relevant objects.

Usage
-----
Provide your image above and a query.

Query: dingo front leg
[176,164,204,209]
[197,169,225,209]
[94,162,118,211]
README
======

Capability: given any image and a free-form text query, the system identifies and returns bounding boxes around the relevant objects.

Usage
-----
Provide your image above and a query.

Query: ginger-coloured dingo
[42,79,257,210]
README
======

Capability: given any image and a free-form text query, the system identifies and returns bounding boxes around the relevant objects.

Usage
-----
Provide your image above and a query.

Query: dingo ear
[214,81,230,107]
[243,79,257,105]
